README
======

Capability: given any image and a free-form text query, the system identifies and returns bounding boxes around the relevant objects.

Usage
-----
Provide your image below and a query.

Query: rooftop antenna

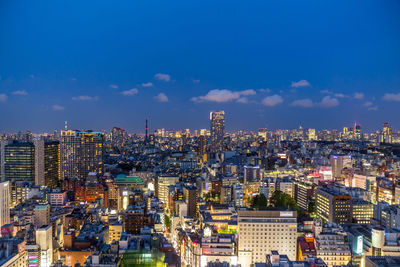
[65,120,68,130]
[145,118,148,141]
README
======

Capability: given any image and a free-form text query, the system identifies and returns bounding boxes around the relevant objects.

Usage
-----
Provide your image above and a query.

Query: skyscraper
[110,127,126,151]
[210,111,225,152]
[197,135,207,157]
[34,139,60,188]
[3,141,35,182]
[353,122,362,140]
[60,130,104,179]
[0,181,10,229]
[380,122,393,143]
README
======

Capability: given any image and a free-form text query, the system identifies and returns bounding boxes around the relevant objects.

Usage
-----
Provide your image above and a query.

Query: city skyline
[0,117,398,135]
[1,0,400,132]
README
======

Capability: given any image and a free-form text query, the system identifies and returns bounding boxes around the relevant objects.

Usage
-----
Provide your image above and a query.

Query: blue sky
[0,0,400,133]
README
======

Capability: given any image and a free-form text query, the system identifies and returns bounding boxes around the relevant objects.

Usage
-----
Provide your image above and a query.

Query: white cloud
[319,96,339,108]
[364,101,373,107]
[191,89,256,103]
[240,89,257,96]
[12,90,28,95]
[141,82,153,87]
[109,84,119,89]
[154,73,171,82]
[368,106,378,111]
[291,80,311,88]
[334,93,348,98]
[193,79,200,83]
[354,92,364,99]
[320,89,333,94]
[0,94,7,102]
[291,99,314,108]
[262,94,283,107]
[154,93,169,102]
[382,93,400,102]
[121,88,139,96]
[236,97,248,103]
[72,95,99,101]
[259,88,271,93]
[52,104,65,111]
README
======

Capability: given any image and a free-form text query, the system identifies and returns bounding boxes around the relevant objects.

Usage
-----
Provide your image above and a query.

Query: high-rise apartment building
[238,210,297,265]
[198,135,207,157]
[183,185,197,218]
[34,203,50,228]
[155,176,179,207]
[60,130,104,179]
[244,165,261,183]
[3,141,35,182]
[0,181,10,229]
[233,184,244,207]
[210,111,225,152]
[34,139,60,188]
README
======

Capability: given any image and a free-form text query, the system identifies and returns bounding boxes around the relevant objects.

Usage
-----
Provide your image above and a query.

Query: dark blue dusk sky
[1,0,400,133]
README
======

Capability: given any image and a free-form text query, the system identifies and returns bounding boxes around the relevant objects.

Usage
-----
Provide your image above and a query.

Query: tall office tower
[330,154,352,179]
[34,139,60,188]
[60,130,104,179]
[307,128,316,141]
[110,127,126,151]
[315,187,352,224]
[183,185,198,218]
[380,122,393,143]
[342,127,349,140]
[244,165,261,183]
[210,111,225,152]
[3,141,35,182]
[353,122,362,140]
[155,176,179,206]
[36,225,53,267]
[198,135,207,157]
[298,126,304,140]
[238,210,297,266]
[258,128,267,141]
[0,181,10,229]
